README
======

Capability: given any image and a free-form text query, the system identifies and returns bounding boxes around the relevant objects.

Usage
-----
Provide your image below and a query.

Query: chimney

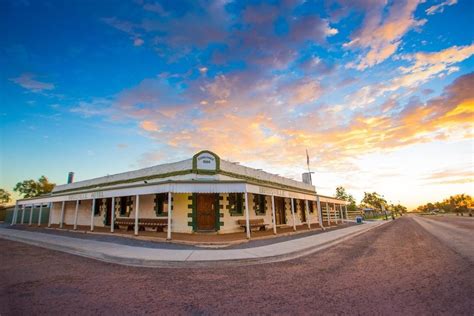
[67,172,74,184]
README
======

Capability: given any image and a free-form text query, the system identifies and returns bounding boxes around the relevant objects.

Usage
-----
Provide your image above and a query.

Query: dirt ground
[1,216,473,315]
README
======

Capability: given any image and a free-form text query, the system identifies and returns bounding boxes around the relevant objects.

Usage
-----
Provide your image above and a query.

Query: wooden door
[275,197,286,225]
[196,194,217,231]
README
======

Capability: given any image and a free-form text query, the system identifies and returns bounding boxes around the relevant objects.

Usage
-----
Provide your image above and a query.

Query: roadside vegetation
[0,176,55,214]
[414,194,473,216]
[335,187,407,220]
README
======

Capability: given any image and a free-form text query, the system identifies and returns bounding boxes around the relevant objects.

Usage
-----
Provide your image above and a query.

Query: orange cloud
[140,120,159,132]
[345,0,425,70]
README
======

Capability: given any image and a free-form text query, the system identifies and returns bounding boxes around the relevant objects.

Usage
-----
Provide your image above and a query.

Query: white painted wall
[170,193,192,233]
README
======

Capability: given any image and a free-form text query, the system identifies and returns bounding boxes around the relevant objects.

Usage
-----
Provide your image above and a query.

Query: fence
[2,206,50,225]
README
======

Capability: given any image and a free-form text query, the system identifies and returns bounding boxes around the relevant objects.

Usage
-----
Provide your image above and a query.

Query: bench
[237,218,268,232]
[115,217,168,232]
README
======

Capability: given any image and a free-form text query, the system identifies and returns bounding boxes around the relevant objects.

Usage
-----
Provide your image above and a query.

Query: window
[120,196,132,216]
[292,199,298,212]
[299,200,305,213]
[254,194,266,215]
[228,193,243,216]
[154,193,169,216]
[308,201,314,213]
[94,199,102,216]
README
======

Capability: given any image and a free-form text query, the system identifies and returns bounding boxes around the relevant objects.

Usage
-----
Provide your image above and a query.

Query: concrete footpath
[0,221,387,268]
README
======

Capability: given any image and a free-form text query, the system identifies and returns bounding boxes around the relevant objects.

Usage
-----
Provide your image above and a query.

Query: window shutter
[253,194,258,214]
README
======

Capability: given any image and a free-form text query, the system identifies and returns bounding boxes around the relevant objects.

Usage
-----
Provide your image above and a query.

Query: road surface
[413,215,474,262]
[0,216,473,315]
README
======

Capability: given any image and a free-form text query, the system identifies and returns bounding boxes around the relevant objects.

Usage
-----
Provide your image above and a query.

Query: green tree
[360,192,387,211]
[415,194,472,215]
[335,186,357,213]
[0,189,11,205]
[392,203,407,216]
[447,194,472,216]
[13,176,55,198]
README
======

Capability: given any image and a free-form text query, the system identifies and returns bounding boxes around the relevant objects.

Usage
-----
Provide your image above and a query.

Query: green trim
[192,194,197,232]
[53,169,193,194]
[48,171,319,204]
[214,193,220,231]
[51,172,316,197]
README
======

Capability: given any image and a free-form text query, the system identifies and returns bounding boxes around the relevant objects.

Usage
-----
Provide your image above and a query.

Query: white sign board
[196,152,217,170]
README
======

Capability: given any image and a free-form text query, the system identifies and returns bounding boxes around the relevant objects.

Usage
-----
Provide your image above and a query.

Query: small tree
[13,176,55,198]
[361,192,387,211]
[335,186,357,213]
[0,189,11,205]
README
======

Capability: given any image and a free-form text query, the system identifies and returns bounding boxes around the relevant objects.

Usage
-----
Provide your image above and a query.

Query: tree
[392,203,407,216]
[360,192,387,211]
[0,189,11,205]
[13,176,55,198]
[415,194,473,215]
[335,186,357,213]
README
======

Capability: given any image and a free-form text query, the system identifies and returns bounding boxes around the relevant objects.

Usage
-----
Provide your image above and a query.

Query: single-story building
[11,150,348,239]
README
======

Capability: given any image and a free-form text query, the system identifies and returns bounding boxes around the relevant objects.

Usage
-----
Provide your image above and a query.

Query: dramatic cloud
[10,73,55,92]
[344,0,426,70]
[3,0,472,208]
[386,44,474,92]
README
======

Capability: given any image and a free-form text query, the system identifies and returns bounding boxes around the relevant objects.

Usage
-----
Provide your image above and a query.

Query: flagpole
[306,149,312,185]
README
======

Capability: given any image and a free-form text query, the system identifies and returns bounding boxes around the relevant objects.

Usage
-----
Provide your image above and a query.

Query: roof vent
[302,172,312,185]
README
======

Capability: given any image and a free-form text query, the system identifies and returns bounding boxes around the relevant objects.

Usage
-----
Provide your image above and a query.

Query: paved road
[1,216,473,315]
[413,215,474,262]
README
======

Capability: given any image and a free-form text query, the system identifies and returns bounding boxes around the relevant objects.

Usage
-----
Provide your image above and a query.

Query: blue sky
[1,0,473,208]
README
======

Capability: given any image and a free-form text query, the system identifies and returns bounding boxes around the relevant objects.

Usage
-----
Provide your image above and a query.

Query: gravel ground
[1,216,473,315]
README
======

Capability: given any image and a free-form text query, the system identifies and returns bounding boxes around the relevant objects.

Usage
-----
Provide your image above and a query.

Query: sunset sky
[1,0,473,209]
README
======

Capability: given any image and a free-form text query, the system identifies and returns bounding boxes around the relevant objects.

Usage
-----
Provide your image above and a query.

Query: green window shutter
[261,195,266,215]
[154,193,168,216]
[94,199,101,215]
[238,193,244,215]
[228,193,244,216]
[253,194,258,214]
[119,197,127,216]
[254,194,266,215]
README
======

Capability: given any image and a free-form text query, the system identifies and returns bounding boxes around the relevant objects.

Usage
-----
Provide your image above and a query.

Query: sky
[0,0,473,209]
